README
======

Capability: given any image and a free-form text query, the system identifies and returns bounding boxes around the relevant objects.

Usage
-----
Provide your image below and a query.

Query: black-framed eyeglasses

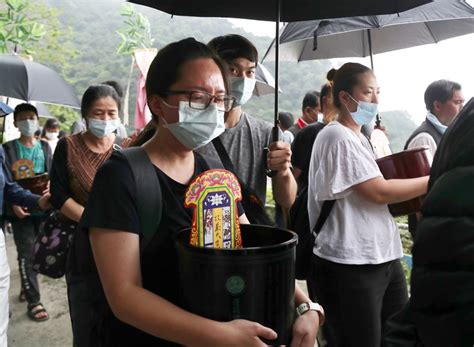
[161,90,236,112]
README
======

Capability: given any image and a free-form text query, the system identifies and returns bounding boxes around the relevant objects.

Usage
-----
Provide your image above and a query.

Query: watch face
[296,303,310,316]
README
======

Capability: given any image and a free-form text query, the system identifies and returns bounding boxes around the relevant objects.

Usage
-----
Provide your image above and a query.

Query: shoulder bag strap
[212,136,253,193]
[313,200,336,235]
[212,137,237,173]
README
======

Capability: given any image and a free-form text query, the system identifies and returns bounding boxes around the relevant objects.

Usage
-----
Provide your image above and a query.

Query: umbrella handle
[265,126,280,178]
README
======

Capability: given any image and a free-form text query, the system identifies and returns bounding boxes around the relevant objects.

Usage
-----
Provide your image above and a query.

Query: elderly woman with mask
[49,84,128,227]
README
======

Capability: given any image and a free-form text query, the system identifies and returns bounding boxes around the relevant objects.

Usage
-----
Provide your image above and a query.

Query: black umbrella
[128,0,431,22]
[129,0,431,175]
[0,54,80,108]
[129,0,430,128]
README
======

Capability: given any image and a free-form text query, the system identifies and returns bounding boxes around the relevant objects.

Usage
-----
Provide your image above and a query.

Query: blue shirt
[0,146,39,216]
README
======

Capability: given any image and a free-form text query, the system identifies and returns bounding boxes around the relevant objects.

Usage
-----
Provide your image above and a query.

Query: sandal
[27,303,49,322]
[18,289,26,302]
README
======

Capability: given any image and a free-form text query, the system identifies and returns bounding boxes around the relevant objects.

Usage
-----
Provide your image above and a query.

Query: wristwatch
[296,302,325,326]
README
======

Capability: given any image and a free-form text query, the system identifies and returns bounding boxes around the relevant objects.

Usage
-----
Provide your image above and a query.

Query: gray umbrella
[254,63,282,96]
[0,54,80,108]
[263,0,474,69]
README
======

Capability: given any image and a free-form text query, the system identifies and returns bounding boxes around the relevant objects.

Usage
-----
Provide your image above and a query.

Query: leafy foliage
[46,105,80,131]
[0,0,46,54]
[2,0,420,136]
[116,3,154,56]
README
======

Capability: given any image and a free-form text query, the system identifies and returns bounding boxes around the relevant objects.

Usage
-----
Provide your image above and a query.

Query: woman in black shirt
[72,38,320,346]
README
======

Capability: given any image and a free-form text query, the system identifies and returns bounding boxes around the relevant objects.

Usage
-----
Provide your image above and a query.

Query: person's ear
[433,100,442,113]
[339,91,351,108]
[148,95,163,118]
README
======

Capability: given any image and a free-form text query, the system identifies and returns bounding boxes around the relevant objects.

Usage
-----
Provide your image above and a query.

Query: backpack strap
[40,140,53,172]
[313,200,335,235]
[212,137,237,173]
[118,147,162,252]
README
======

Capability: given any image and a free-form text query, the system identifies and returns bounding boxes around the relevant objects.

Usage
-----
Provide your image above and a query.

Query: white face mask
[230,77,256,107]
[17,119,39,137]
[88,118,120,138]
[161,101,225,150]
[45,131,59,140]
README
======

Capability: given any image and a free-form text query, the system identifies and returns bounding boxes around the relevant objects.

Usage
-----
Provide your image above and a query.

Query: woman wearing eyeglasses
[67,38,320,347]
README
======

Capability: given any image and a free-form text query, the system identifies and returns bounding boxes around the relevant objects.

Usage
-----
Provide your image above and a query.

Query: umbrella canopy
[128,0,430,147]
[263,0,474,64]
[254,63,282,96]
[0,54,80,108]
[0,101,14,117]
[129,0,431,22]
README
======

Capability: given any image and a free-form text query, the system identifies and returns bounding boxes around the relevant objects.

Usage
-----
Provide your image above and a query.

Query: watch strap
[296,302,325,326]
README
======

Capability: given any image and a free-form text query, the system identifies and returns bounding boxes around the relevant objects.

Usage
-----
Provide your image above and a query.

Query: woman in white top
[307,63,428,347]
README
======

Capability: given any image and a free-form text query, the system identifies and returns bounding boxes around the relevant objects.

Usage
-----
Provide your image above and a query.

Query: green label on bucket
[226,275,245,295]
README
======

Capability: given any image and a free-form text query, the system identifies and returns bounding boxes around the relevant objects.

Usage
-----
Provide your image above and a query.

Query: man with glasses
[198,34,297,222]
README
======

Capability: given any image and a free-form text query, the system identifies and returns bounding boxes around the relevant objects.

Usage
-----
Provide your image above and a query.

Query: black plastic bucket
[175,224,297,345]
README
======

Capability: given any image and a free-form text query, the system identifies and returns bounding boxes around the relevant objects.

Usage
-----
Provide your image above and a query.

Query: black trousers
[307,255,408,347]
[11,216,43,305]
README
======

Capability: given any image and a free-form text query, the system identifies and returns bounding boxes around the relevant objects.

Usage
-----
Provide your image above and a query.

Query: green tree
[27,1,78,78]
[0,0,80,127]
[116,3,154,55]
[0,0,46,54]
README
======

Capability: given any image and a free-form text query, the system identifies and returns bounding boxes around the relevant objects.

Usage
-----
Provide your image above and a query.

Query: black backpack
[70,148,229,346]
[289,186,334,280]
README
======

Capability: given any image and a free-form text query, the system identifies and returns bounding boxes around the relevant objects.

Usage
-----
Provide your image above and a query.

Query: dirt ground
[6,230,72,347]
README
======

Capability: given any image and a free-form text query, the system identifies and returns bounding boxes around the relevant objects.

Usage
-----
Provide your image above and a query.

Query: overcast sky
[229,19,474,125]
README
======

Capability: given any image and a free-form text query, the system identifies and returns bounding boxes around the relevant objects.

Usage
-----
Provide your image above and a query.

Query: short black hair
[424,79,462,113]
[102,80,124,99]
[302,91,320,111]
[44,117,60,129]
[208,34,258,63]
[13,103,38,121]
[146,38,229,122]
[81,84,121,119]
[278,112,294,131]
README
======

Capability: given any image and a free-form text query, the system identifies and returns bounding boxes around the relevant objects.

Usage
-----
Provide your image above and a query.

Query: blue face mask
[17,119,39,137]
[426,112,448,134]
[162,101,225,150]
[88,118,120,138]
[231,77,256,107]
[346,94,378,126]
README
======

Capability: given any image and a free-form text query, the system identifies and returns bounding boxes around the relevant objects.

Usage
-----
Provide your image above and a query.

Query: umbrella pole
[274,0,281,129]
[367,29,374,71]
[366,29,382,126]
[266,0,281,178]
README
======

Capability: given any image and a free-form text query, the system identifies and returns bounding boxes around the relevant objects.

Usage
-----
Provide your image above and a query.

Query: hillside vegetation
[5,0,419,146]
